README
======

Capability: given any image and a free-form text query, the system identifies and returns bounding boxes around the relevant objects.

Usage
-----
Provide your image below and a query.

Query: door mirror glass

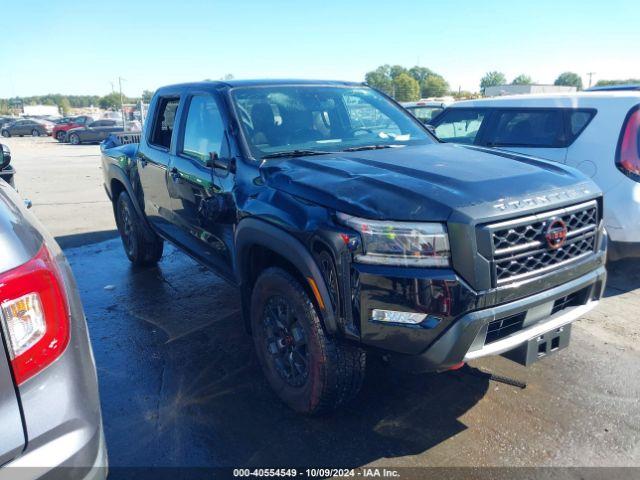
[1,144,11,169]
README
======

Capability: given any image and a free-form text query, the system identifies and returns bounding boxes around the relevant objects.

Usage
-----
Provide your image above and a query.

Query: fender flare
[105,162,155,234]
[235,218,338,334]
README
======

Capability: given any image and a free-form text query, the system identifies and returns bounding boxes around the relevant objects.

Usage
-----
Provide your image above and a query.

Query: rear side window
[150,97,179,149]
[569,110,596,138]
[181,95,225,164]
[486,110,564,147]
[434,109,487,144]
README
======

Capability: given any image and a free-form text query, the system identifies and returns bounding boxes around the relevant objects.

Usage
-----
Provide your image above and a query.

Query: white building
[23,105,61,117]
[484,84,577,97]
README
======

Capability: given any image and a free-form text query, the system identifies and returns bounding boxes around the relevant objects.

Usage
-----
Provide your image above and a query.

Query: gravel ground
[3,136,639,472]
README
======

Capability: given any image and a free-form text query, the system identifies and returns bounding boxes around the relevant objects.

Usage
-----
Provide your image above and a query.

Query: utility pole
[587,72,595,88]
[109,81,115,93]
[118,77,126,127]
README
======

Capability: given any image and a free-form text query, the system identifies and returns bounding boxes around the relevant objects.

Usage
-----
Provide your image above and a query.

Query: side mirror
[207,152,236,174]
[1,144,11,169]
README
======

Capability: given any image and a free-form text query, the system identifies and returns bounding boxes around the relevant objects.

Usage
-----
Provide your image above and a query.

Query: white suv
[430,92,640,260]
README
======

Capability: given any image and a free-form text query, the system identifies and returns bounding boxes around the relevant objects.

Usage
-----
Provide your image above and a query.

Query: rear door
[481,108,568,163]
[138,95,182,237]
[0,333,26,465]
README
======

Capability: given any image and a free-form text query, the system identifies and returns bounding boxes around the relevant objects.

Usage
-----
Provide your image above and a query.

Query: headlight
[336,213,450,267]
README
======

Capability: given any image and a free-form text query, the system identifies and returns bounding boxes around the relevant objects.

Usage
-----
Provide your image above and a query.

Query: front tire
[69,133,80,145]
[31,129,40,137]
[115,191,164,266]
[251,267,366,415]
[56,131,66,142]
[1,130,9,138]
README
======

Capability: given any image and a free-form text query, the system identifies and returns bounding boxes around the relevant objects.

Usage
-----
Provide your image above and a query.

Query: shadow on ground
[55,229,119,249]
[604,258,640,298]
[65,239,490,469]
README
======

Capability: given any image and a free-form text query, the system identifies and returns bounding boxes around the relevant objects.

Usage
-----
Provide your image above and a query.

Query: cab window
[150,97,179,149]
[180,95,225,164]
[434,109,487,144]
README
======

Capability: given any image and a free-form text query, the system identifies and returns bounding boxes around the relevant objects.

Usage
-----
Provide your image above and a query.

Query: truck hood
[260,143,596,222]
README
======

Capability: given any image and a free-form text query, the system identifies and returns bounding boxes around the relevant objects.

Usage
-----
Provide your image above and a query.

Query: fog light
[372,309,427,325]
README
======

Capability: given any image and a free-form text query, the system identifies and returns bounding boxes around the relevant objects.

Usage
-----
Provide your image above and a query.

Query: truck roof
[158,79,364,91]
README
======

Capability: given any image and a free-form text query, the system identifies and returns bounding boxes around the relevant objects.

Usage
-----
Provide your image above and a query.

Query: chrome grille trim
[482,200,599,286]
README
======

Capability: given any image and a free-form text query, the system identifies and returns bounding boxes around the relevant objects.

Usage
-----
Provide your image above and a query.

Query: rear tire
[31,129,40,137]
[69,133,80,145]
[251,267,366,415]
[115,191,164,266]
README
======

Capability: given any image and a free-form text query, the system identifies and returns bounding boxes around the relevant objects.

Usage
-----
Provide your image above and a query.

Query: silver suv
[0,163,107,479]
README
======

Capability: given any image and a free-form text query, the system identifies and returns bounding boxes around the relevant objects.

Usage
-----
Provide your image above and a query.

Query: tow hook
[458,364,527,389]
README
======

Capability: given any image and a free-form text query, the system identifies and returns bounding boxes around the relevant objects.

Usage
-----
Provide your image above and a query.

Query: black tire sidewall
[251,269,325,413]
[32,129,39,137]
[1,130,9,138]
[116,192,140,262]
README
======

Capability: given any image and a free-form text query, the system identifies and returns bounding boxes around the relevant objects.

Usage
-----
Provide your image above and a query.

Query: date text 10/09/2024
[233,468,401,478]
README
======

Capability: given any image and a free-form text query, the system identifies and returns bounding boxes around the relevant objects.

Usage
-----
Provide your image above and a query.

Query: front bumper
[353,239,607,372]
[379,265,606,372]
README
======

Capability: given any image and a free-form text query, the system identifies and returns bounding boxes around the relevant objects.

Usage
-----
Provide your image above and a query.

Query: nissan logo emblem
[545,218,568,250]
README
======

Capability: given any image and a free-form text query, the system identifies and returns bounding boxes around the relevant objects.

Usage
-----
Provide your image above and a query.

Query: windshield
[230,85,434,159]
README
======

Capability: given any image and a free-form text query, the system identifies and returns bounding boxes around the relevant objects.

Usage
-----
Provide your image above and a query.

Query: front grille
[484,201,599,286]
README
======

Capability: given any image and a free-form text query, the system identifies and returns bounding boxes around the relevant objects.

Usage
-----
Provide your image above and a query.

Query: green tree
[408,66,434,82]
[141,90,154,103]
[420,75,449,97]
[511,74,532,85]
[480,71,507,92]
[393,73,420,102]
[389,65,408,80]
[554,72,583,90]
[59,97,72,115]
[99,92,123,110]
[365,66,394,95]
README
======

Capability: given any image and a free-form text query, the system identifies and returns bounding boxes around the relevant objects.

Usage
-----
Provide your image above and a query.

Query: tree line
[366,65,638,101]
[0,91,155,115]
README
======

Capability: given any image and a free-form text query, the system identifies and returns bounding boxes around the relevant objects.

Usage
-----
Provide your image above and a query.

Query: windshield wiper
[261,149,333,159]
[342,144,398,152]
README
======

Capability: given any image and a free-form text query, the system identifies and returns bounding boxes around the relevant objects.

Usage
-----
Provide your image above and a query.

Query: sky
[1,0,639,98]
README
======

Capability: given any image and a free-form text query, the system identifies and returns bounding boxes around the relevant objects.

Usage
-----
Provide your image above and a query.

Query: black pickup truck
[101,80,607,414]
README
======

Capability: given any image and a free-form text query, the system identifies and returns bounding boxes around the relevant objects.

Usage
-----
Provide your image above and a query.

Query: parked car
[0,143,15,188]
[66,119,124,145]
[429,92,640,260]
[1,119,53,137]
[101,80,606,414]
[52,115,94,142]
[401,99,450,124]
[0,116,18,128]
[0,176,107,478]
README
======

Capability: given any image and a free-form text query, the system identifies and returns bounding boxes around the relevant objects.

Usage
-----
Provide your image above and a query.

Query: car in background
[585,84,640,92]
[0,116,18,128]
[66,119,124,145]
[51,115,94,142]
[401,99,450,124]
[0,176,107,478]
[1,118,53,137]
[0,144,15,188]
[429,91,640,260]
